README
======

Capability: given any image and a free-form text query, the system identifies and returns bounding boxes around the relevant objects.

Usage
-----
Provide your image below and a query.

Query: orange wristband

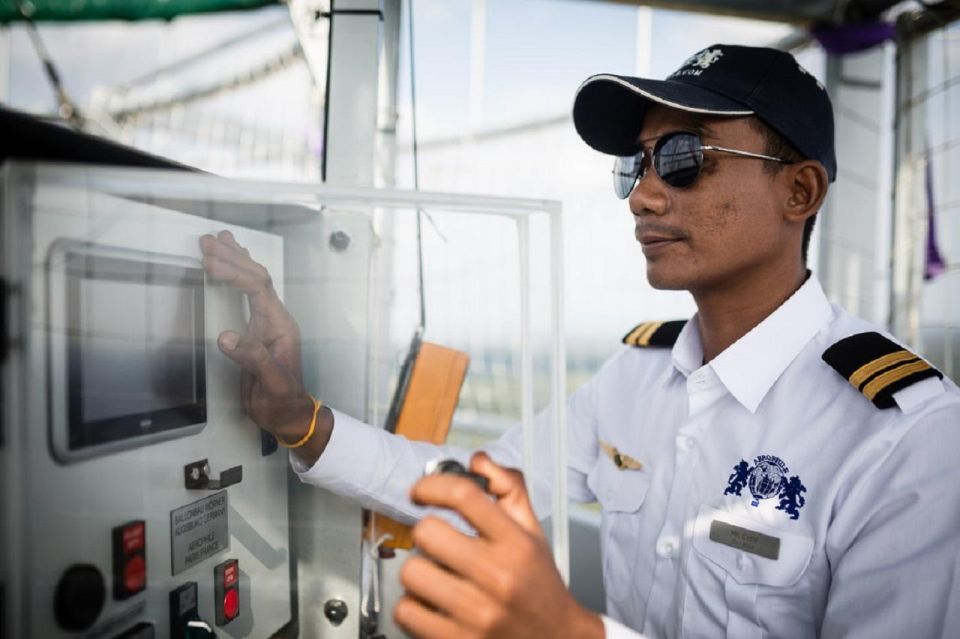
[279,396,322,449]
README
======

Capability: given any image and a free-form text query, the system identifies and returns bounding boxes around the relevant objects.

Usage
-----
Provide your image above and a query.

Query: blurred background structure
[1,0,958,634]
[4,0,957,423]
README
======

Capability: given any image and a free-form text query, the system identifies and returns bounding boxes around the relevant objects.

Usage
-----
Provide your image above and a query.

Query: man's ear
[784,160,829,223]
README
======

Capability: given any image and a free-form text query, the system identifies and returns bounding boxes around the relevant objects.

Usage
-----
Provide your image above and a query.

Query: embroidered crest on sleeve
[622,320,687,348]
[822,332,943,409]
[724,455,807,520]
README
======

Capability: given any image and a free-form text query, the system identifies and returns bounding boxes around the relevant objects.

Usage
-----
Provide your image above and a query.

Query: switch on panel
[169,582,216,639]
[112,621,155,638]
[113,520,147,600]
[261,429,278,456]
[214,559,240,626]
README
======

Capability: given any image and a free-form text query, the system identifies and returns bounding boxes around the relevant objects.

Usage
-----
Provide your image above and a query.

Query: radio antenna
[408,0,426,332]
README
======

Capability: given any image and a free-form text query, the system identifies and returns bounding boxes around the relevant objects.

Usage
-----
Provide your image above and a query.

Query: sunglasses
[612,131,790,198]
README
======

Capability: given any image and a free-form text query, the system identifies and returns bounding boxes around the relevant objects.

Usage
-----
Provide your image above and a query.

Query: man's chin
[645,266,690,291]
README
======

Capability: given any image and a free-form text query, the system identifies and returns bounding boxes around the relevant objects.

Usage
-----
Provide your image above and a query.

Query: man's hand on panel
[200,230,330,464]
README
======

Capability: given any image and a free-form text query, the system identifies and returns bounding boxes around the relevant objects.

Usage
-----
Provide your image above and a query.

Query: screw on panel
[329,231,351,252]
[324,599,349,626]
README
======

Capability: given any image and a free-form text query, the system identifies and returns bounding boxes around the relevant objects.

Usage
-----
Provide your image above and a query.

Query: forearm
[290,407,475,524]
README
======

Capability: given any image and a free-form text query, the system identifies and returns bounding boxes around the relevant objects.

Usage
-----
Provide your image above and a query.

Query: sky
[397,0,795,139]
[2,1,796,140]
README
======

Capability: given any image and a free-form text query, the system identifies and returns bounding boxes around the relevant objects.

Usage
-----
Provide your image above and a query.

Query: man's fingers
[200,231,248,260]
[470,452,542,537]
[217,330,292,396]
[410,475,520,543]
[394,595,465,639]
[201,254,272,295]
[201,234,291,329]
[470,452,522,496]
[399,555,491,625]
[200,233,270,286]
[410,517,502,589]
[200,232,260,271]
[216,229,247,253]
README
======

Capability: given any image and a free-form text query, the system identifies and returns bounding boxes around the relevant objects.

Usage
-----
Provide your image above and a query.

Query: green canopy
[0,0,277,23]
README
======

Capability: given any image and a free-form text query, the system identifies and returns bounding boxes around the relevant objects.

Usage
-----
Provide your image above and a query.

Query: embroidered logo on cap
[690,48,724,69]
[724,455,807,520]
[671,48,724,78]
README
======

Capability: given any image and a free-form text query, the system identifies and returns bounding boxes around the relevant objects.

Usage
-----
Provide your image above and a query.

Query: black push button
[54,564,106,632]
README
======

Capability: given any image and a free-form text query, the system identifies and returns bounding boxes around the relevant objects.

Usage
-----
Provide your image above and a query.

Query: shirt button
[656,536,679,559]
[737,552,747,571]
[677,436,695,451]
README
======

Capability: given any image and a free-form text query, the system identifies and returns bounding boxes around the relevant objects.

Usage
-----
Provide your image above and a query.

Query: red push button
[223,588,240,621]
[123,555,146,594]
[112,521,147,600]
[214,558,240,626]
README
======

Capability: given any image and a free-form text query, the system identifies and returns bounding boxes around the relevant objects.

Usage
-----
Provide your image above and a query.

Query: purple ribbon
[924,148,947,281]
[811,22,896,55]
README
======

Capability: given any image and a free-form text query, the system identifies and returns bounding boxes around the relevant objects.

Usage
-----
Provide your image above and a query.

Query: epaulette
[822,332,943,409]
[622,320,687,348]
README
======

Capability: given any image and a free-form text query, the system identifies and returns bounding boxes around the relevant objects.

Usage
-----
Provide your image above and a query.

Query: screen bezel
[48,240,207,463]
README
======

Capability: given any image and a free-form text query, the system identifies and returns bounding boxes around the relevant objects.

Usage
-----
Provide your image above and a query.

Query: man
[201,44,960,638]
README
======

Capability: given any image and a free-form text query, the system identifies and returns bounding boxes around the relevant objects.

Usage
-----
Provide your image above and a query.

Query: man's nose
[628,170,669,217]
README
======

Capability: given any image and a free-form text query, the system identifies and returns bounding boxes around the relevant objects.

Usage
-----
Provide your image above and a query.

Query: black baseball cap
[572,44,837,181]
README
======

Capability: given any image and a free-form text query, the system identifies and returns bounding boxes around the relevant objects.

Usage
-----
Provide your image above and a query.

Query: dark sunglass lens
[654,133,702,188]
[612,154,643,199]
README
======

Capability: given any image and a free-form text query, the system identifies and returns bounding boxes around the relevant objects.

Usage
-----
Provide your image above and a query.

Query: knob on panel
[54,564,106,632]
[324,599,348,626]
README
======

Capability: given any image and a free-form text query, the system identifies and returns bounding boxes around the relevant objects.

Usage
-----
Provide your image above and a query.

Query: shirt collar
[670,275,834,413]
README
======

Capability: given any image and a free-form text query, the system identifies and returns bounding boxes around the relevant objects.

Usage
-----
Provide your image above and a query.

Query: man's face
[629,105,793,295]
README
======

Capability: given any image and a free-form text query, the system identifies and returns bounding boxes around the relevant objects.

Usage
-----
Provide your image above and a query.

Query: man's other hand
[200,230,330,463]
[395,452,605,639]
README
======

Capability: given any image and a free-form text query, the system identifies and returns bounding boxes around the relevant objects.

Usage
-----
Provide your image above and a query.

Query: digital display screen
[65,250,206,450]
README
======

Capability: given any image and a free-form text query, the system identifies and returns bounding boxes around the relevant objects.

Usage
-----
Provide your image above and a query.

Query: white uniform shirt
[294,276,960,638]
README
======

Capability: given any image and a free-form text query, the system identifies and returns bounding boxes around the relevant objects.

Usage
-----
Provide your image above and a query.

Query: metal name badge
[709,519,781,560]
[170,491,230,575]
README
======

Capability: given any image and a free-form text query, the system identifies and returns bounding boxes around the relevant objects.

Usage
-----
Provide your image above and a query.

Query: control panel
[1,171,293,637]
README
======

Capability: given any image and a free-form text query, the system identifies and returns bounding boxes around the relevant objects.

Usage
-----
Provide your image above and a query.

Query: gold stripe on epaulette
[849,349,916,388]
[863,359,932,401]
[624,323,651,346]
[636,321,664,347]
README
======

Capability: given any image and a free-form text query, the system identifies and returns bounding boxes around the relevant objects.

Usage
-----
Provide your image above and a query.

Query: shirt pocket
[692,504,814,638]
[588,457,652,602]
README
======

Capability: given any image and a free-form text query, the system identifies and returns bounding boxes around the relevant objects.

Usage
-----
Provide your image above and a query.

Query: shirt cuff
[602,615,648,639]
[289,407,381,491]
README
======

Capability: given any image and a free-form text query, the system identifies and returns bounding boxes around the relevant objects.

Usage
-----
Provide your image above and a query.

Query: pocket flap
[588,455,651,512]
[693,504,813,587]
